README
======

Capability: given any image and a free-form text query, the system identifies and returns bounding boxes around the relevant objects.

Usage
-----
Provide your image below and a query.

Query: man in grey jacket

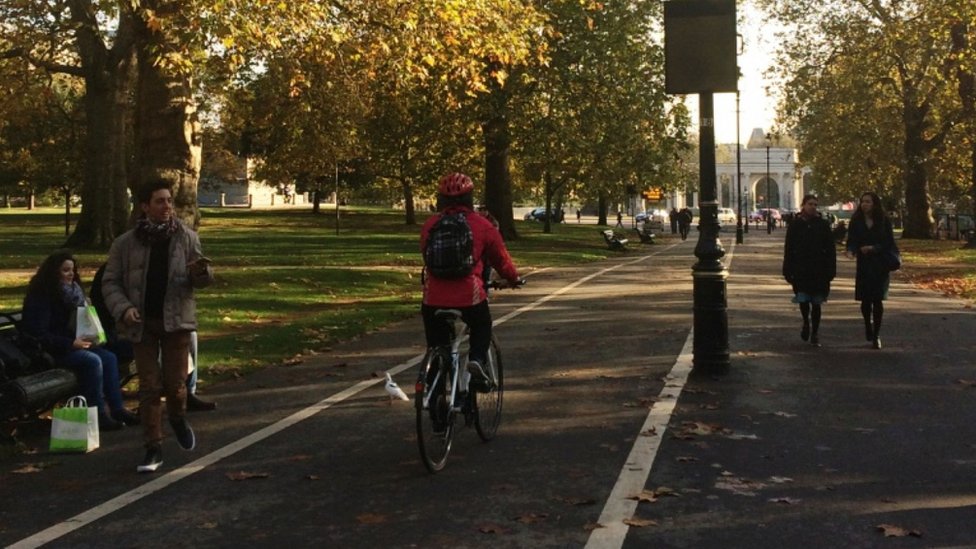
[103,179,214,473]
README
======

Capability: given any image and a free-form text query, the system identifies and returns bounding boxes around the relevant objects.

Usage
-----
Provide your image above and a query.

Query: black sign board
[664,0,738,94]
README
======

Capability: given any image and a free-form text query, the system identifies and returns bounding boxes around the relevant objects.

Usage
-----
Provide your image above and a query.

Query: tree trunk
[482,114,517,240]
[953,21,976,249]
[133,5,201,229]
[900,98,934,239]
[481,78,518,241]
[597,193,608,226]
[311,189,322,214]
[543,171,553,234]
[401,177,416,225]
[64,2,135,249]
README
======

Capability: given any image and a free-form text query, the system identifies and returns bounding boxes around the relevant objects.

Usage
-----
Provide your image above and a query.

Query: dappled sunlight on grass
[0,207,676,380]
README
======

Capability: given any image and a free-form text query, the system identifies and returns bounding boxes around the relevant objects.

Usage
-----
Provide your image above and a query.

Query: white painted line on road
[584,333,693,549]
[585,237,736,549]
[11,243,681,548]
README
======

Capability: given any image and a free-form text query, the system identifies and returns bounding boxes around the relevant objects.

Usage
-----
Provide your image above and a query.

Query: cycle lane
[3,239,706,548]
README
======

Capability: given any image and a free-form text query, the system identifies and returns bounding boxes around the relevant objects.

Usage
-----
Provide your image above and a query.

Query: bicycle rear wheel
[416,348,454,473]
[474,335,503,441]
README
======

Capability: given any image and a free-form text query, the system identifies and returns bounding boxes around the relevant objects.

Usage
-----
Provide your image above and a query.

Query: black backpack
[424,211,475,279]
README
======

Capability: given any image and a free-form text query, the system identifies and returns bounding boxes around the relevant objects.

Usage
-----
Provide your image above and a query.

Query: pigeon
[384,373,409,402]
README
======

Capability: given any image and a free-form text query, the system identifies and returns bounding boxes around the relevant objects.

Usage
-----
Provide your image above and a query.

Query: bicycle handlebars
[489,278,527,290]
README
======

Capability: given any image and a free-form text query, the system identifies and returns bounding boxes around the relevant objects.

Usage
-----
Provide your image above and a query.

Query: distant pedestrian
[669,207,679,234]
[615,211,624,229]
[782,195,835,346]
[845,191,896,350]
[576,209,581,224]
[678,207,693,240]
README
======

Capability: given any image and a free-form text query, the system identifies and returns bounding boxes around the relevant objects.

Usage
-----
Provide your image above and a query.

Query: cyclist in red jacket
[420,173,521,390]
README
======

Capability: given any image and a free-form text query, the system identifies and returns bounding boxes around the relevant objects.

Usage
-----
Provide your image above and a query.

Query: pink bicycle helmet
[438,173,474,196]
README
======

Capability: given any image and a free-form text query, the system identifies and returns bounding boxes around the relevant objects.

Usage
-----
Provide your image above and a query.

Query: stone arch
[753,177,780,209]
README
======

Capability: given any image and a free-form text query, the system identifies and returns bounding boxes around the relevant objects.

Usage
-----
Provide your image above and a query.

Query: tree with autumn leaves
[760,0,975,239]
[2,0,691,244]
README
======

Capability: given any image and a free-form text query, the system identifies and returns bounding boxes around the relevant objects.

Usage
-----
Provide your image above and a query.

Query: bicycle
[414,279,524,473]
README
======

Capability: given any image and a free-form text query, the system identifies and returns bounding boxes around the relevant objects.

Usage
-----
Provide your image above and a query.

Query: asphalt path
[3,229,975,548]
[1,236,697,548]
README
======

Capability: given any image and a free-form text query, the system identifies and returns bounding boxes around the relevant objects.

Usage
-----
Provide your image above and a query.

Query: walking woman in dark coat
[783,195,836,346]
[845,191,896,349]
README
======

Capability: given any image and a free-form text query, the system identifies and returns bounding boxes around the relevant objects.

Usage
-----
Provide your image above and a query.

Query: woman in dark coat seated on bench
[21,250,138,430]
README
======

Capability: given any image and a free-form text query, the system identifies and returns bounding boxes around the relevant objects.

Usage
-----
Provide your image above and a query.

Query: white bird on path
[384,372,409,402]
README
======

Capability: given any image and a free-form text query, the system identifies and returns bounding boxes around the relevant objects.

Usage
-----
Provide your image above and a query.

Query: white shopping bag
[49,396,100,453]
[75,305,107,345]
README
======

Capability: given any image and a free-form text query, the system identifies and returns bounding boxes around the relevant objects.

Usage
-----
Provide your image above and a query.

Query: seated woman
[21,250,138,431]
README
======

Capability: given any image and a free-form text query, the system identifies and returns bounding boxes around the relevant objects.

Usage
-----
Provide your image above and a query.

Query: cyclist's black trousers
[422,300,492,365]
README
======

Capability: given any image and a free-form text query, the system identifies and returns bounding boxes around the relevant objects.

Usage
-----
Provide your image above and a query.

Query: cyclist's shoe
[467,360,493,393]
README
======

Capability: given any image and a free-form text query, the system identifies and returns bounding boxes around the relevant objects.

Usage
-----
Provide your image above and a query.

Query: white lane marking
[584,334,693,549]
[11,244,681,548]
[585,237,736,549]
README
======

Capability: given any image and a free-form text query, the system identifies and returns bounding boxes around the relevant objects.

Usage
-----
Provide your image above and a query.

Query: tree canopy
[759,0,976,237]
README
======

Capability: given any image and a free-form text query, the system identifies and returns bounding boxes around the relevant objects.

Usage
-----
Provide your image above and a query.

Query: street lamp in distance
[765,132,773,235]
[735,90,743,244]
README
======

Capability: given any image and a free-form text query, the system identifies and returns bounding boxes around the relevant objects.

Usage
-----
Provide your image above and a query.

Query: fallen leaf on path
[583,522,604,531]
[514,513,549,524]
[640,427,658,437]
[356,513,388,525]
[628,489,658,503]
[956,379,976,387]
[226,471,270,481]
[11,464,42,474]
[281,354,304,366]
[477,523,508,534]
[680,421,716,435]
[623,517,658,527]
[876,524,922,537]
[556,496,597,506]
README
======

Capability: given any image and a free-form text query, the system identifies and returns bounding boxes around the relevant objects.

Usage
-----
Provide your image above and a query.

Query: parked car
[523,207,565,223]
[717,208,738,225]
[749,208,782,222]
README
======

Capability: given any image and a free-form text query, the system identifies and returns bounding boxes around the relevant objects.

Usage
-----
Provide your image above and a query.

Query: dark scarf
[135,216,178,245]
[60,281,86,308]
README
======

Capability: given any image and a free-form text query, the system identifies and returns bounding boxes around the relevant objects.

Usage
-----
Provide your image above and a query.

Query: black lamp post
[664,0,735,375]
[735,90,743,244]
[765,132,772,234]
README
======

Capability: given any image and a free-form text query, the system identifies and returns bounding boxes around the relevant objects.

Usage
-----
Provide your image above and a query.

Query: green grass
[1,206,626,382]
[898,238,976,302]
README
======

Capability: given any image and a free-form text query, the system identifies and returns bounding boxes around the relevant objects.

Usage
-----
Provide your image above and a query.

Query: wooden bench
[601,229,628,250]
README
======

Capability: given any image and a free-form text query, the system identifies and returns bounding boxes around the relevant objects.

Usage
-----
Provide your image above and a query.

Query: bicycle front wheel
[475,334,504,441]
[416,348,454,473]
